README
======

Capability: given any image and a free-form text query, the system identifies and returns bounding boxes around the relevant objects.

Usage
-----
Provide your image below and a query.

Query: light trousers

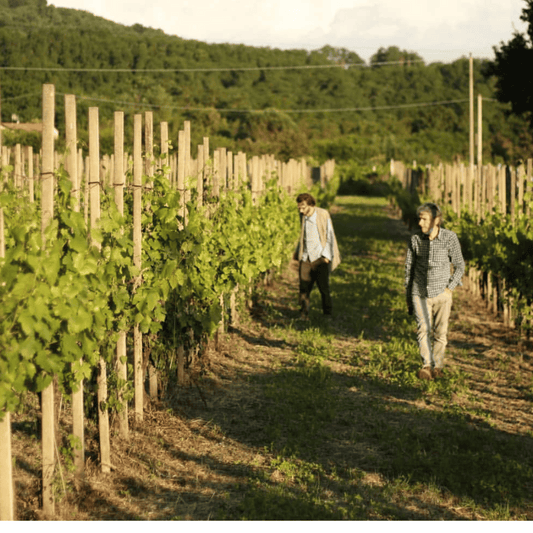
[412,290,453,369]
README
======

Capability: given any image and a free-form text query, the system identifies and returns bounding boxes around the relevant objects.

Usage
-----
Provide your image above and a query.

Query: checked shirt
[405,227,465,299]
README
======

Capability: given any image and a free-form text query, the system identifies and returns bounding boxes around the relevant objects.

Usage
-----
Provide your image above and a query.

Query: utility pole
[477,93,482,168]
[468,53,474,209]
[0,80,3,158]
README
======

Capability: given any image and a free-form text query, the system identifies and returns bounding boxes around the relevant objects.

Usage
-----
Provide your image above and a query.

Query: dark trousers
[299,259,332,316]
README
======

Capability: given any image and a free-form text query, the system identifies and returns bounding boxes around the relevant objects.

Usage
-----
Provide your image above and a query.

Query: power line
[57,93,470,114]
[2,90,500,115]
[283,99,470,114]
[0,59,426,74]
[0,91,474,113]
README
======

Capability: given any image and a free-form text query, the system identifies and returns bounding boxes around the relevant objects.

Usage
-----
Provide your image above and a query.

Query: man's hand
[407,295,414,316]
[310,257,329,270]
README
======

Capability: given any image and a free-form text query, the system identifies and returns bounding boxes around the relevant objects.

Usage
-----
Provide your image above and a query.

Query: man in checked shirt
[405,203,465,380]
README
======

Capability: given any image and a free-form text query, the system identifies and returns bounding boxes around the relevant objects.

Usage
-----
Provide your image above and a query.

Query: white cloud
[50,0,528,62]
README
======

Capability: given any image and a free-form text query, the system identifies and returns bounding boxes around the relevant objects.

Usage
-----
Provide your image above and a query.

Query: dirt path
[11,199,533,520]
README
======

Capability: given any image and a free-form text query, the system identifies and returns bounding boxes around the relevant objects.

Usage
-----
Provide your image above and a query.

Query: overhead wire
[1,91,498,115]
[65,94,471,113]
[0,59,427,73]
[0,58,500,115]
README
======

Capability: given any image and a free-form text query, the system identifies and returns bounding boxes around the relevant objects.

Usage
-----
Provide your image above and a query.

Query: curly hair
[296,193,316,206]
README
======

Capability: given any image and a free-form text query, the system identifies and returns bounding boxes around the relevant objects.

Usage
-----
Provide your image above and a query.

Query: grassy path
[203,195,533,520]
[12,195,533,520]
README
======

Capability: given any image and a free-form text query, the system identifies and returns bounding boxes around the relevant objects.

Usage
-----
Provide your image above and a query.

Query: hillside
[0,0,532,164]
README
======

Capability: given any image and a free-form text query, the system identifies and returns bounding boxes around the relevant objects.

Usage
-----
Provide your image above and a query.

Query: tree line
[0,0,531,165]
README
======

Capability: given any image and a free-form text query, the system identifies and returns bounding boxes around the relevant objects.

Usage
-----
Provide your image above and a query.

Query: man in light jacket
[293,193,341,319]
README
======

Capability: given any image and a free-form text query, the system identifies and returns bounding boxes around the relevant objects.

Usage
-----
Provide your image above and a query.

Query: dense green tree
[490,0,533,126]
[0,1,530,164]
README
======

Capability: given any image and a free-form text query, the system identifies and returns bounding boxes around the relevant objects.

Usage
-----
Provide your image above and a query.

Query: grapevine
[0,166,301,419]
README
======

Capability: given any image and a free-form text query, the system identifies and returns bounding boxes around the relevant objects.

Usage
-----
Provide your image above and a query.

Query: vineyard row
[0,84,337,520]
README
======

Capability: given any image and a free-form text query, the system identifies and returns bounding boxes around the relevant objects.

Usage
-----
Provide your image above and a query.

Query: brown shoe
[432,368,444,379]
[417,366,433,380]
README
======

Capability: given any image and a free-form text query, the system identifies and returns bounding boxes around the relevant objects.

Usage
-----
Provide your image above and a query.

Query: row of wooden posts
[0,83,335,520]
[391,158,532,328]
[392,159,533,221]
[1,126,325,209]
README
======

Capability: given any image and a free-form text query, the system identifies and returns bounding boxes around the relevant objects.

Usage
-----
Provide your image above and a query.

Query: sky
[49,0,528,64]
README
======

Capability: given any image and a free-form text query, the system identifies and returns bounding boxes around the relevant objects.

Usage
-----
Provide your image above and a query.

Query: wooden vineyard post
[0,207,14,521]
[160,121,169,177]
[213,148,220,197]
[13,144,21,189]
[487,164,495,214]
[229,169,239,328]
[498,164,506,215]
[144,111,153,189]
[524,159,533,336]
[40,83,56,517]
[210,154,224,351]
[89,107,111,473]
[114,111,129,440]
[454,164,461,217]
[184,121,192,216]
[177,346,185,386]
[196,144,204,207]
[203,136,210,195]
[27,146,34,202]
[251,156,259,204]
[133,114,144,422]
[509,164,517,326]
[527,159,532,219]
[144,113,158,401]
[238,152,246,190]
[184,121,191,175]
[220,147,227,192]
[83,155,89,224]
[468,53,474,212]
[486,165,496,313]
[65,95,80,207]
[65,94,86,478]
[0,208,4,258]
[477,93,482,169]
[473,165,480,221]
[177,130,186,222]
[233,153,240,190]
[481,165,487,218]
[227,150,233,191]
[517,164,525,217]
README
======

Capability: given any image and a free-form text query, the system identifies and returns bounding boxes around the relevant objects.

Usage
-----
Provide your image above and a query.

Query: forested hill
[0,0,531,164]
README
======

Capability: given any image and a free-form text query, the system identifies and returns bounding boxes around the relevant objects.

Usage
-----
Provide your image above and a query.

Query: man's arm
[447,232,465,291]
[321,217,335,263]
[405,238,415,290]
[404,239,415,315]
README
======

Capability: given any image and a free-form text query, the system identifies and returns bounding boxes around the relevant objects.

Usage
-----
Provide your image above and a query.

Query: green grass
[217,196,533,521]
